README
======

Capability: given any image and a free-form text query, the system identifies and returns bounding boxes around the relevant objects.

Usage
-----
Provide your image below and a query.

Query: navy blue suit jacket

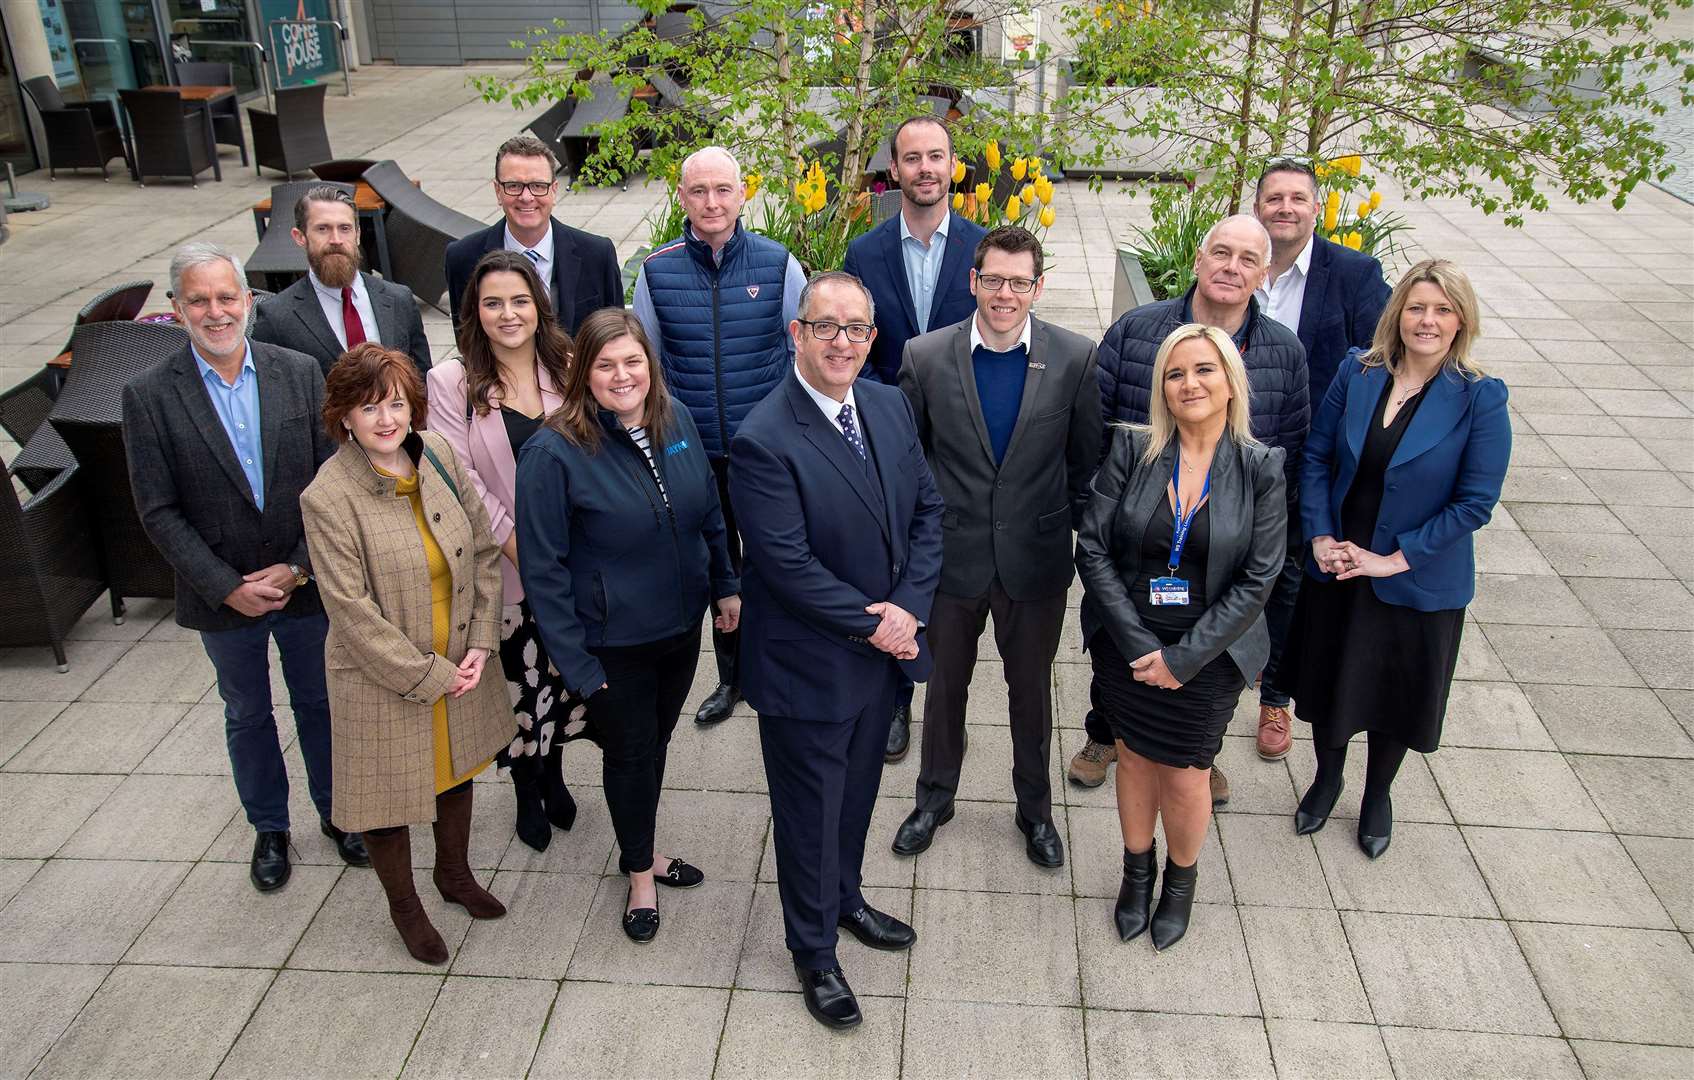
[843,211,986,386]
[729,371,945,721]
[1299,349,1510,612]
[1295,236,1391,407]
[444,217,621,335]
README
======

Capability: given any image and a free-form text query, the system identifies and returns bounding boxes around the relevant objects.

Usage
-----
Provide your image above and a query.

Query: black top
[501,406,544,459]
[1131,497,1211,640]
[1340,376,1428,546]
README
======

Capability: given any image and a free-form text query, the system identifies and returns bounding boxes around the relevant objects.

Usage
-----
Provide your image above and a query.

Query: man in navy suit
[842,115,985,760]
[730,271,944,1030]
[443,134,622,334]
[1249,158,1390,763]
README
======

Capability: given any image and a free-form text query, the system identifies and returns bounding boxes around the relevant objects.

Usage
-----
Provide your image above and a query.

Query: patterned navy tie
[523,249,541,265]
[838,402,867,460]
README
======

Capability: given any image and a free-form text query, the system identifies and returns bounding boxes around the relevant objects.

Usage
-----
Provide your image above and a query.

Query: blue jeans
[1257,552,1305,708]
[200,610,334,832]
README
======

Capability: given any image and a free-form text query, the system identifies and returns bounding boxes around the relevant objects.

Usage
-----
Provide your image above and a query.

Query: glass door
[0,11,39,173]
[51,0,168,98]
[162,0,264,97]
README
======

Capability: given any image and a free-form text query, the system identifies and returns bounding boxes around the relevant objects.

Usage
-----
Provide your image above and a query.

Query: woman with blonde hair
[1284,259,1509,859]
[1076,323,1287,950]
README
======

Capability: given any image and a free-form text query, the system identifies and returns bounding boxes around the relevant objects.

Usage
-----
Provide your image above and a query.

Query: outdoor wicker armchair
[20,76,132,180]
[1,368,74,494]
[361,159,483,311]
[173,61,249,166]
[119,89,221,186]
[0,451,105,671]
[249,84,333,178]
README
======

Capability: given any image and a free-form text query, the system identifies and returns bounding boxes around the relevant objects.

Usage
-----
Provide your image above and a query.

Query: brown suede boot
[432,784,506,919]
[362,827,448,965]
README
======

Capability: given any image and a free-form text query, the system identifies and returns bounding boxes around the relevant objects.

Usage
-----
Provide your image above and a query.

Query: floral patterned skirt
[497,599,592,770]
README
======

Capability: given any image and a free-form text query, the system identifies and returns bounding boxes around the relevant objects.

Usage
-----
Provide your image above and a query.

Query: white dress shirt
[795,363,861,440]
[504,221,555,302]
[1255,233,1313,334]
[969,313,1034,355]
[308,269,381,350]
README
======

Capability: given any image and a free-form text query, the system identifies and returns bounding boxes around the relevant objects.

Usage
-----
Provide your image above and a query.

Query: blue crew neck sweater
[972,343,1029,465]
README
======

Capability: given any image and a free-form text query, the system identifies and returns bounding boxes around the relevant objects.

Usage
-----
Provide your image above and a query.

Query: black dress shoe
[1358,794,1393,859]
[250,830,291,892]
[884,704,911,763]
[654,857,705,889]
[1294,778,1345,836]
[837,904,916,951]
[622,906,660,943]
[891,804,953,856]
[320,820,370,867]
[1016,811,1066,869]
[1114,840,1157,942]
[695,683,738,726]
[1150,857,1198,951]
[795,964,862,1029]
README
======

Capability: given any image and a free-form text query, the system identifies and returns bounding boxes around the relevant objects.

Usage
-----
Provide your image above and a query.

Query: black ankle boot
[540,740,577,832]
[1114,841,1157,942]
[1150,858,1198,951]
[511,756,551,852]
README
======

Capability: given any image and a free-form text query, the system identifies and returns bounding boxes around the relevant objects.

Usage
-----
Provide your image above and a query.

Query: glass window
[163,0,263,97]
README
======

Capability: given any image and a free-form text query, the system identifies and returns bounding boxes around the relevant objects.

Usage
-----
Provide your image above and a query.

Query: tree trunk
[1229,0,1266,208]
[1270,0,1305,156]
[774,18,802,179]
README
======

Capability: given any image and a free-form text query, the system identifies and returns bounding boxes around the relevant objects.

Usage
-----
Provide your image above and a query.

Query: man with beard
[842,115,986,761]
[252,185,432,379]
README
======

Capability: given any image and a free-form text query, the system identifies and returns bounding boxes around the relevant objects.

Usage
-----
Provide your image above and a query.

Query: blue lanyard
[1169,444,1210,572]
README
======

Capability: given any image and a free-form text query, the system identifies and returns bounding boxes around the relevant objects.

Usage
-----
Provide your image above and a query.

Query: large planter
[1112,247,1157,322]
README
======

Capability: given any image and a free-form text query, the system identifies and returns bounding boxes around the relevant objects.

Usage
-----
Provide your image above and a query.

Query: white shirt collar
[898,209,949,247]
[969,313,1033,354]
[504,221,554,263]
[1271,233,1314,287]
[307,268,366,304]
[793,363,858,424]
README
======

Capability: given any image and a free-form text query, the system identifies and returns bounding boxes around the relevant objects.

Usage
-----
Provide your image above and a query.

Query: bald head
[1190,214,1271,314]
[1200,214,1272,265]
[677,145,746,251]
[679,146,741,189]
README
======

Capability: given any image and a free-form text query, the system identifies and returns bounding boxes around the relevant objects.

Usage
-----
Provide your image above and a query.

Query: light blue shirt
[192,342,264,510]
[899,211,950,333]
[631,226,809,359]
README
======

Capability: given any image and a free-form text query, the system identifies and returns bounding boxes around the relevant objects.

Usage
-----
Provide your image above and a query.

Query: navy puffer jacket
[1097,288,1309,504]
[644,223,791,458]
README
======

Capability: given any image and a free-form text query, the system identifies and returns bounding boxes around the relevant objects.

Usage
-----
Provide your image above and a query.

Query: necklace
[1393,373,1431,406]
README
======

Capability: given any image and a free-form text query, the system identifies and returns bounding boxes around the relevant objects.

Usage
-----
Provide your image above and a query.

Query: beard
[898,173,946,207]
[310,246,361,288]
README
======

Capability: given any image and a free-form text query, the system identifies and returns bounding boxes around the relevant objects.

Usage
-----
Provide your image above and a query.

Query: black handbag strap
[419,440,459,499]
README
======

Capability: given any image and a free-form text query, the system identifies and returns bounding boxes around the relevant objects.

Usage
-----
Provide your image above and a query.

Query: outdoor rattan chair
[555,75,634,187]
[310,158,377,184]
[1,368,74,494]
[173,60,249,166]
[48,320,188,622]
[20,76,132,180]
[119,89,220,186]
[249,84,333,178]
[245,180,353,292]
[58,279,154,356]
[362,159,483,311]
[0,451,105,671]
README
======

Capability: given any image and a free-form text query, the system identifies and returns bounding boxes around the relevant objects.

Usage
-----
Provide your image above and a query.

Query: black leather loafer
[1016,812,1066,869]
[795,964,861,1029]
[837,904,916,951]
[891,805,953,856]
[695,684,738,726]
[250,830,291,892]
[320,820,370,867]
[884,703,911,763]
[655,857,705,889]
[623,906,660,943]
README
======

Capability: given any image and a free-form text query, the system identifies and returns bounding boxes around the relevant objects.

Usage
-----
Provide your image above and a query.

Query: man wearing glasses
[890,226,1102,868]
[444,135,622,333]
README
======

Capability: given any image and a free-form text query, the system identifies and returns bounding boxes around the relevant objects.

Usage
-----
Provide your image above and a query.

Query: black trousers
[1257,551,1304,707]
[708,456,743,688]
[916,580,1067,824]
[588,625,701,874]
[759,670,896,970]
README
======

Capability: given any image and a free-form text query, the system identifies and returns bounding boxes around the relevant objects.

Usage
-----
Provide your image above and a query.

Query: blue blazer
[1300,349,1511,611]
[729,371,945,721]
[1296,236,1392,407]
[843,211,986,386]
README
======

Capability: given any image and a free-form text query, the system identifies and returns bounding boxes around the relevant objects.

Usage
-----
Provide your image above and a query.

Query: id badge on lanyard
[1151,445,1208,607]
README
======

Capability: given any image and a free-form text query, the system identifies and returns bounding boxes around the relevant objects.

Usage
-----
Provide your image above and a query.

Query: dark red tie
[341,286,367,348]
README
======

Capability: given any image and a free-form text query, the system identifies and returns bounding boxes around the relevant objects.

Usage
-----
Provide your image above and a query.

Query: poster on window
[260,0,342,88]
[35,0,81,88]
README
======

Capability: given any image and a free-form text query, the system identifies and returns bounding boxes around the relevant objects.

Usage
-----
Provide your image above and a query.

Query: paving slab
[1569,754,1694,836]
[909,889,1079,1006]
[215,969,442,1080]
[0,700,70,767]
[57,773,239,861]
[529,983,725,1080]
[0,858,187,963]
[1524,683,1694,756]
[126,860,341,968]
[714,988,902,1080]
[566,876,752,988]
[1083,1011,1275,1079]
[1569,1040,1694,1079]
[1464,825,1675,928]
[449,869,597,979]
[399,975,555,1080]
[1378,1027,1584,1080]
[1075,899,1259,1015]
[1265,1019,1394,1080]
[0,773,121,858]
[735,883,911,997]
[900,999,1086,1080]
[1239,906,1371,1023]
[1514,922,1694,1045]
[0,963,109,1078]
[2,702,186,774]
[289,866,474,974]
[1428,747,1609,830]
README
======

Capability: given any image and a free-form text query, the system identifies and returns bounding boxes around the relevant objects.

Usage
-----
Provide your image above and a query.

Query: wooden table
[251,179,406,282]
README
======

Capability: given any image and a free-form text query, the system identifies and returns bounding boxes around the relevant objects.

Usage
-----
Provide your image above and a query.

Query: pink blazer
[425,357,565,604]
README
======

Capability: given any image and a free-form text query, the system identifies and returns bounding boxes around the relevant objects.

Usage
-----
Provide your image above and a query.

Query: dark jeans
[1257,552,1305,708]
[708,456,742,689]
[589,625,701,874]
[199,610,334,832]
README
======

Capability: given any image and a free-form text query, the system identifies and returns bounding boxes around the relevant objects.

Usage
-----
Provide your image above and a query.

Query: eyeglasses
[975,273,1038,294]
[798,319,874,343]
[496,180,555,197]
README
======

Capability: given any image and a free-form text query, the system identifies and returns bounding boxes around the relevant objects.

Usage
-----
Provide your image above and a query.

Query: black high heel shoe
[1114,841,1157,942]
[1357,793,1393,859]
[1294,778,1345,836]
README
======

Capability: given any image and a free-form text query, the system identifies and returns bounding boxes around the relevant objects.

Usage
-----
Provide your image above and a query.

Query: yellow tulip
[975,182,992,206]
[1031,157,1044,176]
[952,159,967,184]
[1039,205,1056,228]
[952,191,965,211]
[1342,155,1362,177]
[744,173,762,200]
[1006,196,1021,221]
[1314,163,1329,179]
[1322,203,1339,233]
[1011,158,1027,181]
[1036,177,1054,205]
[1357,201,1371,219]
[985,141,1001,172]
[1369,190,1382,209]
[1328,232,1340,242]
[1021,183,1037,205]
[1344,231,1363,250]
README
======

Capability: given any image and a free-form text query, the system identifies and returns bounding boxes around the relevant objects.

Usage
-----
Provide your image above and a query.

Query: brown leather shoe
[1209,766,1230,808]
[432,784,506,919]
[1067,739,1114,788]
[1257,704,1293,760]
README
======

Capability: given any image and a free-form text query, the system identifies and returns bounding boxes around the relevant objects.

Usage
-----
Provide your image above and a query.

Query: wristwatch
[288,563,310,588]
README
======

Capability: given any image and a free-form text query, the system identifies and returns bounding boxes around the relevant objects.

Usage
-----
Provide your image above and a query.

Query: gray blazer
[1076,426,1286,684]
[121,339,339,632]
[251,271,431,379]
[899,315,1102,601]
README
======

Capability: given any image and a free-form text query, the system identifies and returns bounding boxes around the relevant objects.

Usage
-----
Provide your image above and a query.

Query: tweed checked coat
[301,431,512,831]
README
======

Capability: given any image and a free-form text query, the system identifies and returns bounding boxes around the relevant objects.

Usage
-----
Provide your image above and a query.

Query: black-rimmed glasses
[975,274,1038,294]
[497,180,555,197]
[798,319,874,342]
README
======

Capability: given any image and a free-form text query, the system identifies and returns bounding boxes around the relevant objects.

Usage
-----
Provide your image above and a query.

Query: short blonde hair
[1137,323,1260,465]
[1363,259,1487,379]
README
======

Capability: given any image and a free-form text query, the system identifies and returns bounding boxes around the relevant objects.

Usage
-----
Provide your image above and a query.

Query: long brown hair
[547,308,676,453]
[454,249,574,416]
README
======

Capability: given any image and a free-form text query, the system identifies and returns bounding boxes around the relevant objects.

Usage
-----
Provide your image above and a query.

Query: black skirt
[1090,629,1245,770]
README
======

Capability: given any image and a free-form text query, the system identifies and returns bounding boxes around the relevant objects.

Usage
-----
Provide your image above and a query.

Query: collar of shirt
[503,220,554,266]
[307,267,368,306]
[898,209,949,249]
[1262,232,1313,293]
[191,340,256,387]
[969,313,1032,354]
[794,363,858,426]
[686,223,731,266]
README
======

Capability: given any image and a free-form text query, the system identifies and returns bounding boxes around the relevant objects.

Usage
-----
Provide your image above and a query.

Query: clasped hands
[865,601,919,661]
[447,647,489,699]
[1130,650,1183,689]
[223,563,300,618]
[1311,535,1409,580]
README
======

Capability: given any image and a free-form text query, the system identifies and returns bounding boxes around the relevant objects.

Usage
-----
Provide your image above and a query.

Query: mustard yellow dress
[383,468,491,793]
